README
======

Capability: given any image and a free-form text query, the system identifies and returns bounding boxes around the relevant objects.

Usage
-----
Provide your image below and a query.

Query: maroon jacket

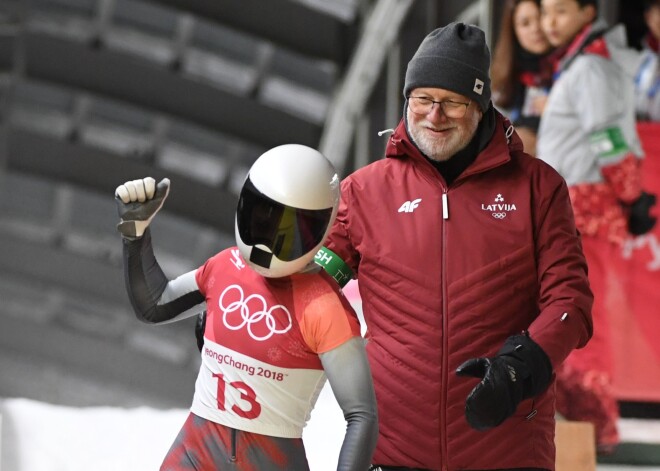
[325,112,593,470]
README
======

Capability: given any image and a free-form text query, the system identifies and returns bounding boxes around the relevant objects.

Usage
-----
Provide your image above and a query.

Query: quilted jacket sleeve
[527,168,594,369]
[325,179,362,276]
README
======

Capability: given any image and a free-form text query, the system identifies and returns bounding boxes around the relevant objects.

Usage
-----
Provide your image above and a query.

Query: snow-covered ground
[4,392,660,471]
[0,383,345,471]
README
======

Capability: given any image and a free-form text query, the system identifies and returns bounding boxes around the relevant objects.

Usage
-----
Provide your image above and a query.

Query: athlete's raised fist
[115,177,170,239]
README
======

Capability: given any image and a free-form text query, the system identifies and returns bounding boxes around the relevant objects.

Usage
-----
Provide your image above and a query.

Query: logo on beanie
[473,79,484,96]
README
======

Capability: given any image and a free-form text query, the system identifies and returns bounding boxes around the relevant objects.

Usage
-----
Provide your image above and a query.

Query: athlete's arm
[116,177,205,324]
[122,230,205,324]
[320,337,378,471]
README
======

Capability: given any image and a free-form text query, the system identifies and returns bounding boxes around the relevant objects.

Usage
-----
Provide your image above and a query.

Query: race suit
[122,231,378,470]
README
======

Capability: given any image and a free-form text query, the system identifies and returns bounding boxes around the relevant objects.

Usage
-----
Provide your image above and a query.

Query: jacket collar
[643,33,660,53]
[384,110,521,181]
[553,20,610,74]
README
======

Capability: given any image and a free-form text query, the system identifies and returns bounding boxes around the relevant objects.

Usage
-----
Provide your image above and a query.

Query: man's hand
[115,177,170,239]
[455,334,552,431]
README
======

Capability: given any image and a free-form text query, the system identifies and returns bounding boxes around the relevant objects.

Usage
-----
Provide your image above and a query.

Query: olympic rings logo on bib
[219,285,293,341]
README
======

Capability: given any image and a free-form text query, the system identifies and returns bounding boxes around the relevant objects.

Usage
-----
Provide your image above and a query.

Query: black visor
[237,176,333,262]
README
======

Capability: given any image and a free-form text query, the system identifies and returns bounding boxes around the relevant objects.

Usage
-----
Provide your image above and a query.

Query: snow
[0,384,345,471]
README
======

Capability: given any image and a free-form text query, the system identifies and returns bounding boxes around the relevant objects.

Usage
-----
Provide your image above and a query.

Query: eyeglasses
[408,96,471,118]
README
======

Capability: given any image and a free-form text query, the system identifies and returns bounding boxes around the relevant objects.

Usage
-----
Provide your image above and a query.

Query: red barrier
[608,122,660,402]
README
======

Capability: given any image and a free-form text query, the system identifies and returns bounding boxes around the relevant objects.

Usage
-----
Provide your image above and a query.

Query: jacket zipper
[440,187,449,471]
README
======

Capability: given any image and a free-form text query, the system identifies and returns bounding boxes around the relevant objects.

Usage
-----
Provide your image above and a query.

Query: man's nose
[428,104,449,121]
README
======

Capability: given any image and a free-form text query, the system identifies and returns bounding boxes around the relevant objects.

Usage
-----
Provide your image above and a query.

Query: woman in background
[491,0,553,155]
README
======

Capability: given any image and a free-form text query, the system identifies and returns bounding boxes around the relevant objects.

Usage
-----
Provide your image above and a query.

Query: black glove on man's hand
[455,333,552,431]
[195,311,207,352]
[626,191,657,236]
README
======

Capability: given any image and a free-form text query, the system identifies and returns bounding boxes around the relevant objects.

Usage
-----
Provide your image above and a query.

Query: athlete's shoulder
[291,271,361,353]
[197,247,250,285]
[203,247,244,267]
[290,269,344,296]
[287,271,353,319]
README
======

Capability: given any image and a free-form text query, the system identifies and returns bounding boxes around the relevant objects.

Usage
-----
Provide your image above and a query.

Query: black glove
[195,311,206,352]
[455,333,552,431]
[115,177,170,239]
[625,191,657,236]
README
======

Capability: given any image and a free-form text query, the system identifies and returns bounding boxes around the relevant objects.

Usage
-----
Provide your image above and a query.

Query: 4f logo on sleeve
[398,198,422,213]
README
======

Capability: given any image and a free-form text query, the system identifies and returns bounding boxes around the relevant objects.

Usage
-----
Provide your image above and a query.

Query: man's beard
[406,108,479,162]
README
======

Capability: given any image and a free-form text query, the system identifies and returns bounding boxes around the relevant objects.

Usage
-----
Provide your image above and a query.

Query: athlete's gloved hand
[625,191,657,236]
[195,311,206,352]
[455,333,552,431]
[115,177,170,239]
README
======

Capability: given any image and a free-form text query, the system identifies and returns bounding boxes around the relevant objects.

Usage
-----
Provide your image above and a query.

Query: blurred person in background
[318,21,593,471]
[114,144,378,471]
[538,0,657,453]
[491,0,554,156]
[635,0,660,121]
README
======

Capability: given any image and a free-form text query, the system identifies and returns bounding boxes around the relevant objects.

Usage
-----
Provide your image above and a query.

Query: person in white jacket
[538,0,657,454]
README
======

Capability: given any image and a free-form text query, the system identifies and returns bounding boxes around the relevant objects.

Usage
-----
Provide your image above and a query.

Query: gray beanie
[403,22,491,111]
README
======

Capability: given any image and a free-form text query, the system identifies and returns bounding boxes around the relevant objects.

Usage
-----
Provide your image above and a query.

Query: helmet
[235,144,340,278]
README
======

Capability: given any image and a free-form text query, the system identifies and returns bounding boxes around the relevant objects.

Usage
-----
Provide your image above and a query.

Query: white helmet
[235,144,340,278]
